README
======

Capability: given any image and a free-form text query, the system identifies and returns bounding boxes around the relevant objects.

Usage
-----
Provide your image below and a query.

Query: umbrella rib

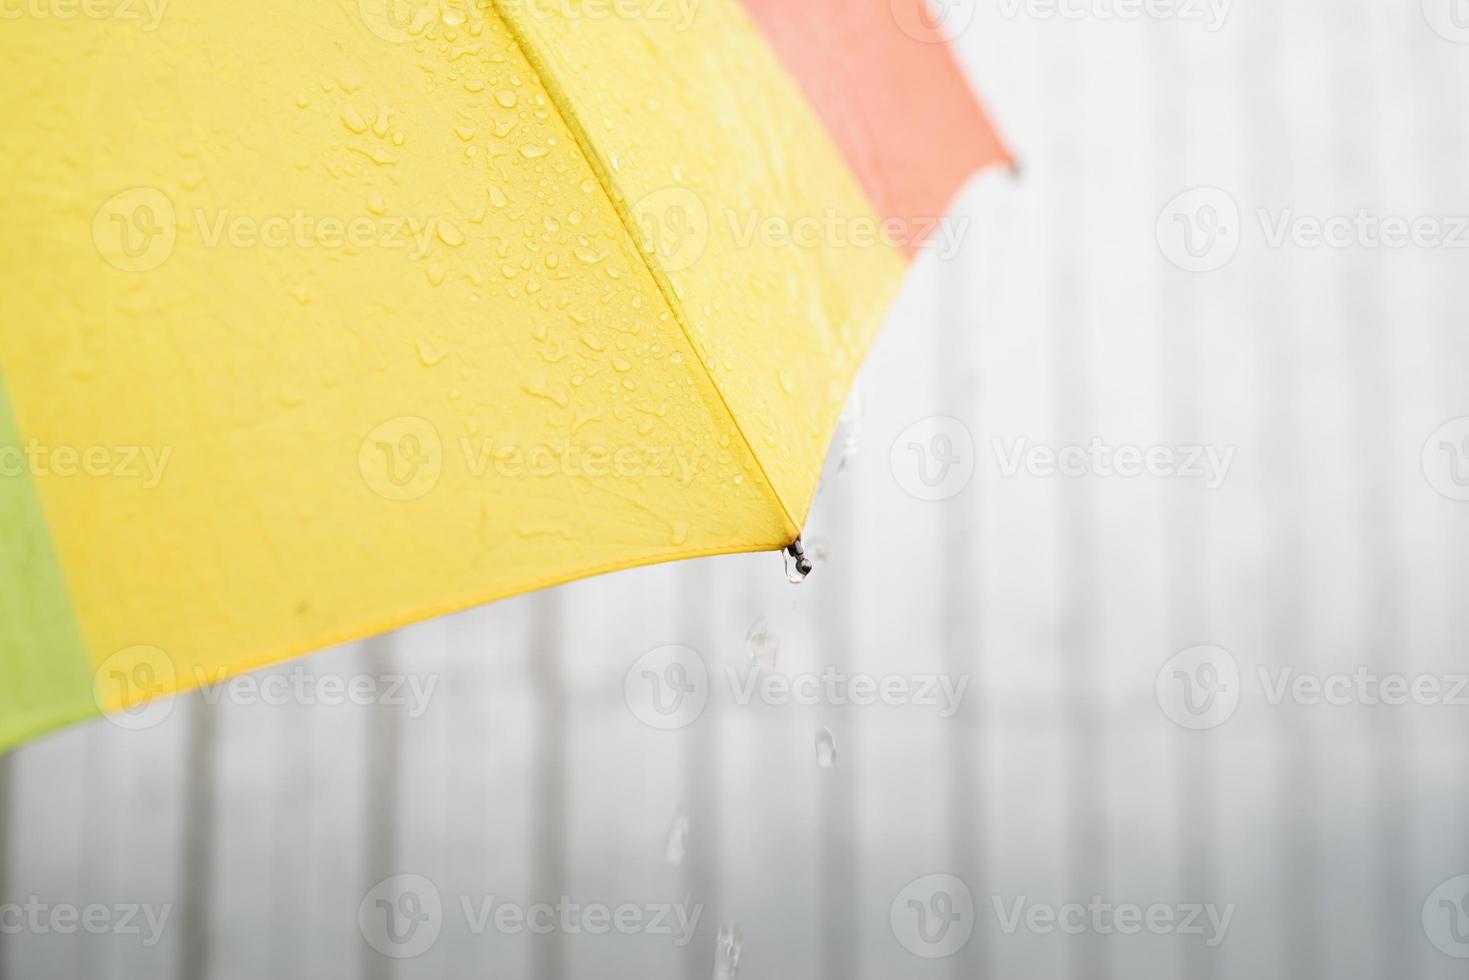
[486,0,803,543]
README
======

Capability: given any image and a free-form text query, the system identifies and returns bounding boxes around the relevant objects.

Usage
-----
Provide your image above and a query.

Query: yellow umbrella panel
[0,0,1002,748]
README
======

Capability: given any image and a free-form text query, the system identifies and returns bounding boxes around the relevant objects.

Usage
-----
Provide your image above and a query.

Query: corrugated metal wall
[5,0,1469,977]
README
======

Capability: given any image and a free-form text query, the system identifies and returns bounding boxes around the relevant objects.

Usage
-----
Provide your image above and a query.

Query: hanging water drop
[783,540,813,583]
[665,805,689,868]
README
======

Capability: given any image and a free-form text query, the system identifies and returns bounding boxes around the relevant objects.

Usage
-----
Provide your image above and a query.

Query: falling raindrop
[665,806,689,868]
[714,924,742,980]
[745,620,778,673]
[837,391,863,474]
[815,728,837,770]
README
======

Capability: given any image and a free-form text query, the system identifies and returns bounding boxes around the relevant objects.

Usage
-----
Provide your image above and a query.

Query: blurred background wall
[5,0,1469,977]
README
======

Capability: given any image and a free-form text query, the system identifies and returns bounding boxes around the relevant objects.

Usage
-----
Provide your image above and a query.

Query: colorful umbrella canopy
[0,0,1007,749]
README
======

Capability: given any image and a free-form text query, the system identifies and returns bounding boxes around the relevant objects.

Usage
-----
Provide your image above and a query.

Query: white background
[4,0,1469,976]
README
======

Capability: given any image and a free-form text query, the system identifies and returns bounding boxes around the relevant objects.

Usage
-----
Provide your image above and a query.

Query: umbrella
[0,0,1009,750]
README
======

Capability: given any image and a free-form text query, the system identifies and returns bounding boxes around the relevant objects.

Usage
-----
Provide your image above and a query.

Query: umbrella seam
[485,0,802,544]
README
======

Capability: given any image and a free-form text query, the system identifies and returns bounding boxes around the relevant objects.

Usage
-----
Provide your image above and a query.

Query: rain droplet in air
[815,728,837,770]
[714,924,743,980]
[837,391,863,473]
[745,619,778,673]
[665,805,689,868]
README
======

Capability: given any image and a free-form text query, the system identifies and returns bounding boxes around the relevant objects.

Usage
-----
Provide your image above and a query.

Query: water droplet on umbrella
[665,806,689,867]
[341,107,369,134]
[436,220,465,247]
[714,925,742,980]
[745,619,778,672]
[815,728,837,770]
[416,339,447,367]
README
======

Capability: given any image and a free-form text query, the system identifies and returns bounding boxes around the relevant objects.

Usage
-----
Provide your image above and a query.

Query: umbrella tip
[784,539,814,583]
